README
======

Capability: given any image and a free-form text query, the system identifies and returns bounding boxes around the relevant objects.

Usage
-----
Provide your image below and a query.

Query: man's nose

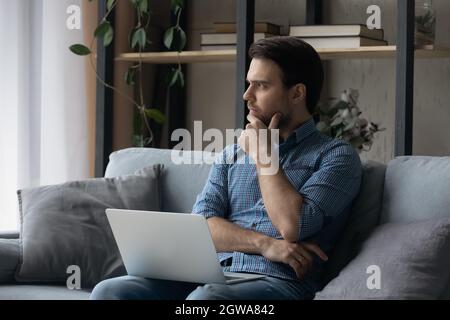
[243,86,253,101]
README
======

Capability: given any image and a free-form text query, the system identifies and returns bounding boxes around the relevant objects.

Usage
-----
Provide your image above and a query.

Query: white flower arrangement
[316,89,384,153]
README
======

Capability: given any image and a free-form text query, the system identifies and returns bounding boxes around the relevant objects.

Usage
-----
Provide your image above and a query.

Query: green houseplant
[316,89,385,153]
[70,0,187,147]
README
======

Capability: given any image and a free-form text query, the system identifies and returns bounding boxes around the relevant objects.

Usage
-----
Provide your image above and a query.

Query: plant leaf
[103,25,114,47]
[174,6,182,16]
[171,27,186,52]
[132,28,146,49]
[167,69,185,88]
[330,117,343,127]
[163,27,174,50]
[107,0,116,11]
[94,21,110,38]
[69,44,91,55]
[125,68,136,86]
[132,134,145,147]
[343,118,357,131]
[139,0,149,13]
[334,101,349,110]
[163,27,187,52]
[145,108,166,124]
[176,69,185,87]
[316,121,328,132]
[326,107,339,118]
[171,0,185,9]
[138,28,147,48]
[168,68,179,87]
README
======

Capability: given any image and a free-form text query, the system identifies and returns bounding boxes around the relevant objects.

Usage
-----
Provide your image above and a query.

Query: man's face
[243,58,291,127]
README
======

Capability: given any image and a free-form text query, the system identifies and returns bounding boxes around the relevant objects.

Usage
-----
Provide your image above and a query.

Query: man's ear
[291,83,306,103]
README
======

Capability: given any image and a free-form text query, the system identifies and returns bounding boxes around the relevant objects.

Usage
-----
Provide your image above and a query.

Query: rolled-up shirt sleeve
[297,143,362,241]
[192,145,233,219]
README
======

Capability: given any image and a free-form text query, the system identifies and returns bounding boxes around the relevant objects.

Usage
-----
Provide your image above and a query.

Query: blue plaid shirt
[192,118,362,294]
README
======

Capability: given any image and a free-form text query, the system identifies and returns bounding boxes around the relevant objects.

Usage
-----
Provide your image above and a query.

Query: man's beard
[259,115,271,127]
[248,106,288,128]
[261,112,288,129]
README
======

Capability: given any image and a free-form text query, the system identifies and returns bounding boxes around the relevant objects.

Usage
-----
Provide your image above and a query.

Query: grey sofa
[1,147,449,299]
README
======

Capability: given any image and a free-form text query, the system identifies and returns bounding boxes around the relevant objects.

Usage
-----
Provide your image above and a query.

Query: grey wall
[185,0,450,162]
[324,0,450,163]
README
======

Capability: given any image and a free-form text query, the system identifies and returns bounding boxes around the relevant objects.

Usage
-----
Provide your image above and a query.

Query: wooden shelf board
[116,50,236,64]
[115,46,450,64]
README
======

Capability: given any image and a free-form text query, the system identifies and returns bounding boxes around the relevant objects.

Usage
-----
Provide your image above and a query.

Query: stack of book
[288,24,387,49]
[200,22,281,51]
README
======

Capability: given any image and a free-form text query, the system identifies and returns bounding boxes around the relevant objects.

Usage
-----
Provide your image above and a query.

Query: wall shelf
[96,0,446,169]
[116,50,236,64]
[116,46,450,64]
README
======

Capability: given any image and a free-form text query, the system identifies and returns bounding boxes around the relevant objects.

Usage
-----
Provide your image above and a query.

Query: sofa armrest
[0,231,20,239]
[0,239,20,283]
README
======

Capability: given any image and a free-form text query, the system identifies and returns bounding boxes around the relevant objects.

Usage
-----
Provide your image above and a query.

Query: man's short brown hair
[249,36,324,115]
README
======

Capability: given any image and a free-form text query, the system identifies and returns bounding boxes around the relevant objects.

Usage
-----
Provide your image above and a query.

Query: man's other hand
[259,238,328,279]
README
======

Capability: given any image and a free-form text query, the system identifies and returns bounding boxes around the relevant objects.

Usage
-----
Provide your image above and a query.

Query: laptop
[105,209,266,285]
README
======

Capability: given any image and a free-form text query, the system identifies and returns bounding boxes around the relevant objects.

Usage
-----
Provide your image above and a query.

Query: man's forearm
[206,216,271,254]
[207,216,329,279]
[257,164,303,242]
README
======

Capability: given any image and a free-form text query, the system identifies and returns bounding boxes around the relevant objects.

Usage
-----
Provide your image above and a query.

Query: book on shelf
[200,33,276,45]
[289,24,384,40]
[297,36,388,49]
[201,44,236,51]
[213,22,281,35]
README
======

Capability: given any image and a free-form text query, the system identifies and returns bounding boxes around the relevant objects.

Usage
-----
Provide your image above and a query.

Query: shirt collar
[294,117,317,143]
[281,117,317,144]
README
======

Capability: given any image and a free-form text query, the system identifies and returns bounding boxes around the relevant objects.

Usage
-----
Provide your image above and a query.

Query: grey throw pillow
[0,239,20,283]
[322,160,386,285]
[315,217,450,299]
[15,165,162,289]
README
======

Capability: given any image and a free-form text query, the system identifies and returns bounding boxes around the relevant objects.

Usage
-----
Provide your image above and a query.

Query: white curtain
[0,0,90,231]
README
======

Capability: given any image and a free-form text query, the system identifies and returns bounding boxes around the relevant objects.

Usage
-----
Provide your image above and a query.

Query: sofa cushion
[381,156,450,223]
[322,160,386,285]
[0,239,20,283]
[315,217,450,299]
[15,165,162,289]
[316,218,450,299]
[440,281,450,299]
[0,284,91,300]
[105,148,213,213]
[380,156,450,298]
[0,231,20,239]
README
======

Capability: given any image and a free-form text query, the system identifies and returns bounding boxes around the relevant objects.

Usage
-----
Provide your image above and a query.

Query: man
[90,36,362,300]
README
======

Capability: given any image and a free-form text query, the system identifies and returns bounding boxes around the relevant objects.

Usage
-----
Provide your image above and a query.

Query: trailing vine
[70,0,186,147]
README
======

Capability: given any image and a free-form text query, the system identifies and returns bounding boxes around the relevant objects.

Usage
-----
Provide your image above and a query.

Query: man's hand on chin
[238,112,282,166]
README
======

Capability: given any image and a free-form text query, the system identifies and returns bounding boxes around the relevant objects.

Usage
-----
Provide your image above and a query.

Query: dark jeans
[89,275,312,300]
